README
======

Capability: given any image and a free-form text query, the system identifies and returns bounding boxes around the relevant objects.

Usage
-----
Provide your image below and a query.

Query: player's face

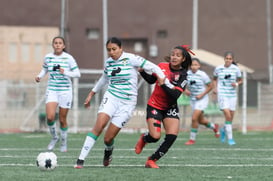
[191,60,200,73]
[170,48,185,69]
[224,55,233,67]
[107,43,123,60]
[52,38,65,55]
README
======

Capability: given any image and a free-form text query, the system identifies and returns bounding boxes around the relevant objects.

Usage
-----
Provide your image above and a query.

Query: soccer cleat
[145,158,159,168]
[228,139,236,146]
[220,127,226,143]
[135,133,147,154]
[103,147,113,167]
[60,138,67,152]
[213,124,220,138]
[47,137,59,151]
[74,159,84,169]
[184,139,195,145]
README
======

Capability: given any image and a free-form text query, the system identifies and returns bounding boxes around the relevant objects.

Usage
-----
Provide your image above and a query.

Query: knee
[145,133,160,143]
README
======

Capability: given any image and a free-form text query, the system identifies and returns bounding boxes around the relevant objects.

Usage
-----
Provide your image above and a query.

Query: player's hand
[138,68,144,72]
[84,97,91,108]
[84,92,94,108]
[196,94,203,100]
[231,82,238,88]
[157,77,165,86]
[59,68,64,74]
[35,77,41,83]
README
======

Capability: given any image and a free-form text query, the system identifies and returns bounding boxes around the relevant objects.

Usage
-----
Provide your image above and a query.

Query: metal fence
[0,74,272,133]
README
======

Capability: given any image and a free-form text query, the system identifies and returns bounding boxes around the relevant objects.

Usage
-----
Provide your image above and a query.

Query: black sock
[149,134,177,161]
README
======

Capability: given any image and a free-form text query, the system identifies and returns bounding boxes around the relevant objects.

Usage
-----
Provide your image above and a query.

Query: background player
[184,58,219,145]
[213,51,242,145]
[35,36,81,152]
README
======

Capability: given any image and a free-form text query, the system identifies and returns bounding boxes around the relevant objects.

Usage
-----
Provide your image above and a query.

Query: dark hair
[106,37,122,48]
[173,46,192,69]
[52,36,65,45]
[52,36,66,52]
[191,57,201,64]
[224,51,237,65]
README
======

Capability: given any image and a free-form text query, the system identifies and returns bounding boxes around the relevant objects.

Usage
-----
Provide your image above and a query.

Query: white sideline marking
[1,155,273,161]
[1,147,273,151]
[2,163,273,167]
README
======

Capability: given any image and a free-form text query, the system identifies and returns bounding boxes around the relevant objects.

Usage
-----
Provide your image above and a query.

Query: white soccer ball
[36,152,57,171]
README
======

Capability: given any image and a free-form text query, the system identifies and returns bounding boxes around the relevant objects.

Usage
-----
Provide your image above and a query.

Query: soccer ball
[36,152,57,171]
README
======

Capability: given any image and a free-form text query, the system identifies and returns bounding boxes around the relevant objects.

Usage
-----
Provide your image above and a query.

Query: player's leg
[102,101,135,166]
[185,109,201,145]
[58,90,72,152]
[102,123,121,167]
[135,105,162,154]
[146,116,179,168]
[199,113,220,138]
[145,107,179,168]
[46,101,59,151]
[58,107,69,152]
[74,113,110,168]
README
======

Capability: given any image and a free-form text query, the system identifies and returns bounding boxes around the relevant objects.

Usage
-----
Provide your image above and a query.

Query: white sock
[225,124,233,140]
[210,123,215,129]
[190,128,198,140]
[48,123,58,139]
[79,136,96,160]
[60,129,68,143]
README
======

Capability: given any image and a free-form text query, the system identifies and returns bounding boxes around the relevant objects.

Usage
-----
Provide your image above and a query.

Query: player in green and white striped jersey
[184,58,219,145]
[35,36,81,152]
[213,51,242,145]
[74,37,169,169]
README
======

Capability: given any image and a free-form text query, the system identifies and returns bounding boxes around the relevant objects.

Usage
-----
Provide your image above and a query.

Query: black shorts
[146,104,180,121]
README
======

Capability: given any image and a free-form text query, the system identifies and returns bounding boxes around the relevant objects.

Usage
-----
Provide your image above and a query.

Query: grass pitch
[1,131,273,181]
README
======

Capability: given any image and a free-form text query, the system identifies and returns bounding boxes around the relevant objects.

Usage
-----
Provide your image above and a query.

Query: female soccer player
[184,58,219,145]
[213,51,242,145]
[74,37,170,168]
[35,36,81,152]
[134,45,192,168]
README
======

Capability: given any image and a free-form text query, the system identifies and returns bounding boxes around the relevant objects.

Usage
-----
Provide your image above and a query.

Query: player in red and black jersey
[135,45,193,168]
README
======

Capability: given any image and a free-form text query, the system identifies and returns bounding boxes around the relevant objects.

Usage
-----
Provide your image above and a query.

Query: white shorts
[190,96,208,111]
[98,91,137,128]
[218,96,237,111]
[46,89,72,109]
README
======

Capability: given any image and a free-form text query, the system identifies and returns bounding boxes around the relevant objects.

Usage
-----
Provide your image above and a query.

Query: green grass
[1,131,273,181]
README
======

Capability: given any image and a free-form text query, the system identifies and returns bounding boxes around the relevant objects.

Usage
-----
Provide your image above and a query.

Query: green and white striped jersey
[92,52,164,100]
[187,69,211,100]
[213,64,241,98]
[38,52,80,91]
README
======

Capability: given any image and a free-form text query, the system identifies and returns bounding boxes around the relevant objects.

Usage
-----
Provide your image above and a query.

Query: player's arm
[161,84,183,100]
[158,76,187,100]
[62,66,81,78]
[212,77,218,94]
[139,68,157,84]
[141,60,175,88]
[35,67,48,82]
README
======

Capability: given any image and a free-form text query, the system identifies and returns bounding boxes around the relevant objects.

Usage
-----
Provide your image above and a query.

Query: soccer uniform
[146,62,188,120]
[92,52,166,128]
[187,69,211,111]
[37,52,81,108]
[213,64,241,111]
